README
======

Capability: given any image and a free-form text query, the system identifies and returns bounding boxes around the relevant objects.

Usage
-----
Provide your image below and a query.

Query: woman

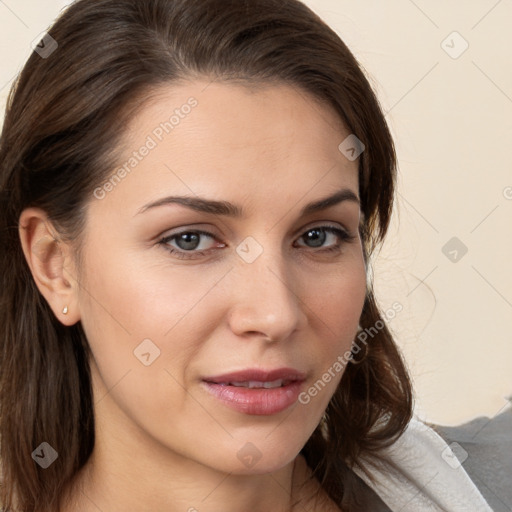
[0,0,493,510]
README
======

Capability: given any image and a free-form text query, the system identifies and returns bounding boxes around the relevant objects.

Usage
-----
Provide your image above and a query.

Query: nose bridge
[227,238,306,340]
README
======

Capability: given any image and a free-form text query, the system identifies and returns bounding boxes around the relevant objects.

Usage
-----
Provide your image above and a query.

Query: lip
[204,368,306,384]
[202,367,306,415]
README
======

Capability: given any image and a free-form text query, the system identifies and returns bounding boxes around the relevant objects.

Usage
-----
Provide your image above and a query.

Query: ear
[18,207,81,326]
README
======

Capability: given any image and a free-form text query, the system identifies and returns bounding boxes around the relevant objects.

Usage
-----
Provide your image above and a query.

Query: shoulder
[351,415,495,511]
[431,407,512,512]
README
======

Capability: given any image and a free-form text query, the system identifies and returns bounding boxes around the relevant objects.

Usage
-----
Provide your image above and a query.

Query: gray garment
[432,409,512,512]
[350,409,512,511]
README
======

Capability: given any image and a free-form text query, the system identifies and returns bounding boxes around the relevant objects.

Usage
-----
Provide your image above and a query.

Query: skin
[19,80,367,512]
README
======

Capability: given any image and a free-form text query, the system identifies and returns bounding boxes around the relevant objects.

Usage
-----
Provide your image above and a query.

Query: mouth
[213,378,295,389]
[202,368,306,415]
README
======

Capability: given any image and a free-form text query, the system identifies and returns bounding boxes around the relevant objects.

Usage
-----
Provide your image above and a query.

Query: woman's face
[76,80,367,475]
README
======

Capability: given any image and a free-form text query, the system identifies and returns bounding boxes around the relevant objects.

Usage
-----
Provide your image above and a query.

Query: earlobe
[18,207,80,326]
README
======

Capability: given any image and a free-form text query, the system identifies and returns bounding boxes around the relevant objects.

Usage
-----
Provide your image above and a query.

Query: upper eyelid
[161,223,353,246]
[165,222,347,236]
[166,217,353,236]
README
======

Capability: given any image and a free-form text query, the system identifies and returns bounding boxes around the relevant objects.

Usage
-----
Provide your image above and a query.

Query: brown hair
[0,0,413,510]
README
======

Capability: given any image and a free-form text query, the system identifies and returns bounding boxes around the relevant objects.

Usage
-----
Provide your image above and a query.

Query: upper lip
[203,368,306,384]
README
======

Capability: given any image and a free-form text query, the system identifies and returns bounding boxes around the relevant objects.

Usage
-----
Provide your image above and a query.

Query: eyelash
[157,225,357,261]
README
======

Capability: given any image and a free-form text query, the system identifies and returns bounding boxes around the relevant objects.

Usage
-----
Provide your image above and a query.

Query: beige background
[1,0,510,427]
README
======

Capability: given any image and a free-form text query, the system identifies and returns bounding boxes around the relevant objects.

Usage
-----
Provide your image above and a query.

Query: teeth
[228,379,285,389]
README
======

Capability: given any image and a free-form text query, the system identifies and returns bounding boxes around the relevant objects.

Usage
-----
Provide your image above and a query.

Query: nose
[226,249,308,343]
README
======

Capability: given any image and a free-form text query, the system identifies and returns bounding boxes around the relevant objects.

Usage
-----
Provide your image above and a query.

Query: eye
[158,229,224,260]
[295,225,357,253]
[158,225,357,260]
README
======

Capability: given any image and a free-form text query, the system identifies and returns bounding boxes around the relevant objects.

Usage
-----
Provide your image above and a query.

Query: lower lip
[202,380,303,415]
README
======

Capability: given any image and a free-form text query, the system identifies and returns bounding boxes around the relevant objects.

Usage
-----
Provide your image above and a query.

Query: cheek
[298,253,366,397]
[78,237,223,348]
[305,251,367,346]
[76,247,228,447]
[76,238,237,426]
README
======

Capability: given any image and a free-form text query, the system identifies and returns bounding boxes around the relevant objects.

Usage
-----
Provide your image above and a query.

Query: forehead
[91,79,359,216]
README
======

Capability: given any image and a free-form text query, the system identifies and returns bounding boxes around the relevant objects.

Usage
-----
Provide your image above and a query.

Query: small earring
[62,305,68,315]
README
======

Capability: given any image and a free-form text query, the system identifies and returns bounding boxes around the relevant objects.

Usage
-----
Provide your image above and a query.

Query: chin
[212,429,311,476]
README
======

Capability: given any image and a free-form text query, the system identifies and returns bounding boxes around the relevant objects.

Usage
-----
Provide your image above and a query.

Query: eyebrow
[136,188,360,218]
